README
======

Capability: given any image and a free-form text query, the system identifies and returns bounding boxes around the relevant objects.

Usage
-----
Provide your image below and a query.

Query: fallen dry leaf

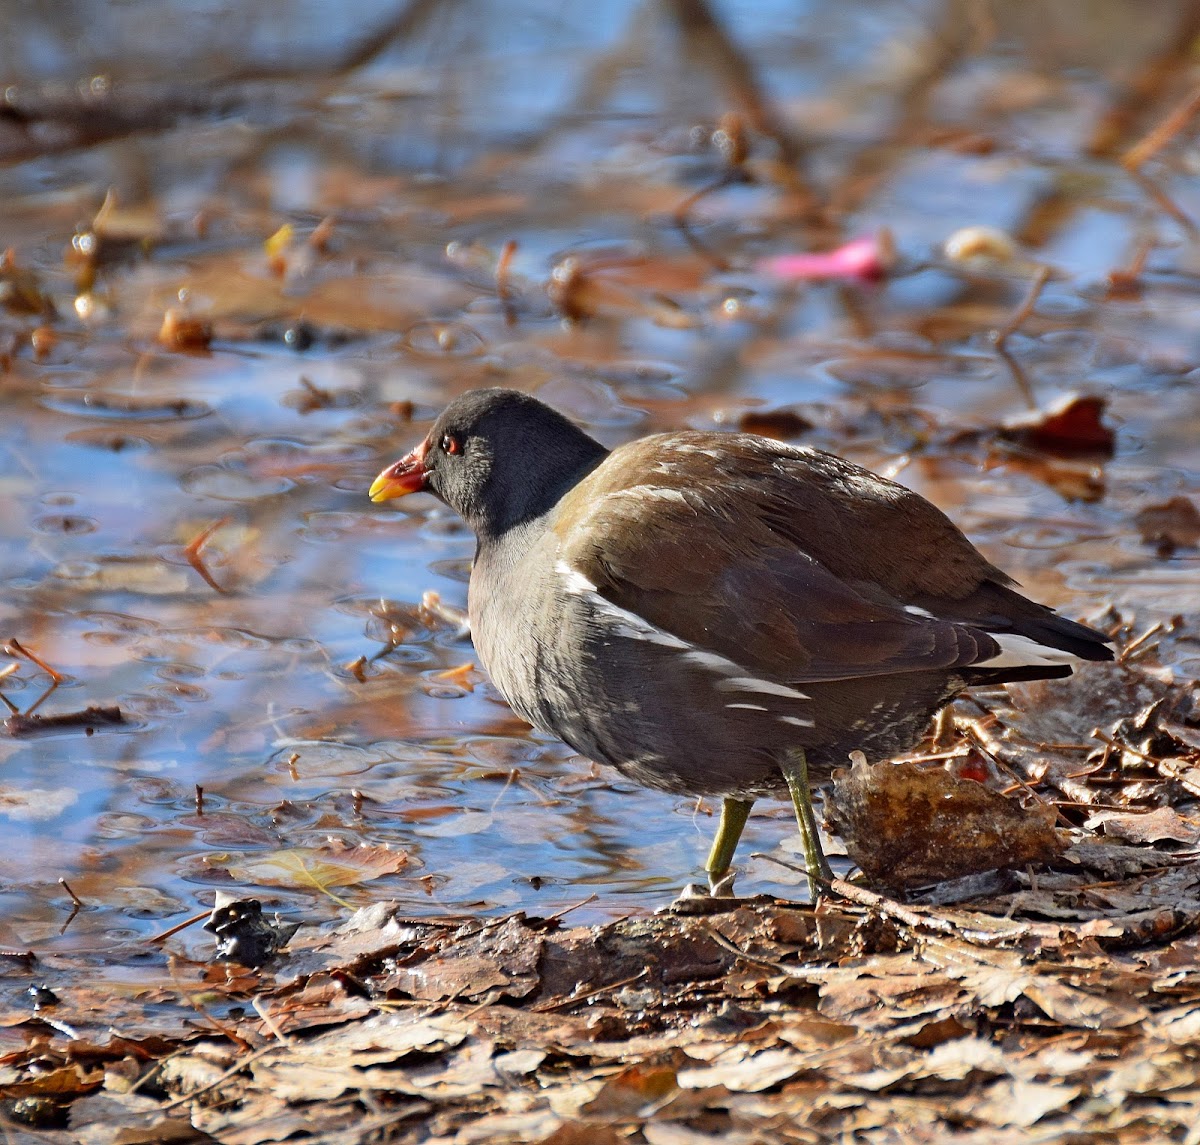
[1085,806,1200,846]
[222,842,408,894]
[827,757,1065,889]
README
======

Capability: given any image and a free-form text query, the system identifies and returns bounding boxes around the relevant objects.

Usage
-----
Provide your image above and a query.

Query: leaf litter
[11,631,1200,1143]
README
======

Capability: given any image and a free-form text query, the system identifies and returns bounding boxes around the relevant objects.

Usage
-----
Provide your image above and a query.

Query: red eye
[441,434,461,455]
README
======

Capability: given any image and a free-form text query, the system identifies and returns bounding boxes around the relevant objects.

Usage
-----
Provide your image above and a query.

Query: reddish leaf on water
[997,394,1115,456]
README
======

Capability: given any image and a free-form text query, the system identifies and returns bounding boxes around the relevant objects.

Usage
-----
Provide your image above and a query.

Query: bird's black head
[369,388,608,539]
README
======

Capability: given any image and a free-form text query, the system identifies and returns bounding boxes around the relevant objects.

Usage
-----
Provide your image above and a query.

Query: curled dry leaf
[943,224,1017,265]
[826,757,1065,890]
[1084,806,1200,846]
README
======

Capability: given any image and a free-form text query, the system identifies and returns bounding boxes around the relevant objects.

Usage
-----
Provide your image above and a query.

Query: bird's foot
[662,871,748,914]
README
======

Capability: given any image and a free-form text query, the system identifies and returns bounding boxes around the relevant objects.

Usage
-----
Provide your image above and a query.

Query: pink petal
[759,232,894,284]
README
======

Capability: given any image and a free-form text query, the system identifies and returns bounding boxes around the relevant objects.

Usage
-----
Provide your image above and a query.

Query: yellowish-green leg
[704,797,753,895]
[782,748,833,899]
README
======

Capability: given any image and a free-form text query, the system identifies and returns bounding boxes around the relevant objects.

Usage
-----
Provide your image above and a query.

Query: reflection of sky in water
[0,0,1197,988]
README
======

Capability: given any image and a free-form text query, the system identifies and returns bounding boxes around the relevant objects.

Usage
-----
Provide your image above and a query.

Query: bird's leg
[704,797,753,896]
[781,748,833,900]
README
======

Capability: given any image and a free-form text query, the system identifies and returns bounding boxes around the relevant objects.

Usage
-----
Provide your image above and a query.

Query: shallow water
[0,0,1198,987]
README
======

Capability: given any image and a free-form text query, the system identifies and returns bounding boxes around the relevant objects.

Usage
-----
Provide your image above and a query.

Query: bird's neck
[472,438,608,543]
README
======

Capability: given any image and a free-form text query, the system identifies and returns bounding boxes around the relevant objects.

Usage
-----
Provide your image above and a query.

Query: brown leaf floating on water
[0,248,55,316]
[5,705,124,737]
[827,756,1065,890]
[737,407,813,440]
[1135,495,1200,557]
[158,306,212,352]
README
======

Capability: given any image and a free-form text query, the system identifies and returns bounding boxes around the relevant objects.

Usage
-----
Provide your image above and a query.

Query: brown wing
[551,432,1007,684]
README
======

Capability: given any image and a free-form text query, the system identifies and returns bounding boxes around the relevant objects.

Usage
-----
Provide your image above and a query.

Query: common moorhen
[370,389,1112,896]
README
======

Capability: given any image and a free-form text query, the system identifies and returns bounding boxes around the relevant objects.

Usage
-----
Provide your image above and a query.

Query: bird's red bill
[369,440,430,502]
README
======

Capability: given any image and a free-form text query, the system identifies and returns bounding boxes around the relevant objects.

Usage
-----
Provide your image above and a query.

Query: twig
[702,925,799,974]
[1119,621,1164,663]
[58,879,83,907]
[994,345,1038,410]
[990,265,1051,351]
[544,893,599,922]
[1127,168,1200,236]
[4,638,63,682]
[148,909,212,945]
[1087,3,1200,158]
[4,637,65,717]
[960,719,1073,828]
[1122,82,1200,170]
[829,878,1021,946]
[1106,233,1156,297]
[1091,729,1161,765]
[183,517,232,595]
[663,0,812,200]
[496,239,518,327]
[158,1042,279,1111]
[6,705,124,736]
[252,996,291,1044]
[533,968,649,1012]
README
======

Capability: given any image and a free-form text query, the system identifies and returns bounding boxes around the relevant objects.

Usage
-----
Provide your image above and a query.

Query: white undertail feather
[977,632,1082,669]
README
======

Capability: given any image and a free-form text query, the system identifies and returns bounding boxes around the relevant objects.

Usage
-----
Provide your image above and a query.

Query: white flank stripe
[558,562,814,716]
[715,676,810,701]
[778,715,815,727]
[555,560,597,595]
[682,649,742,673]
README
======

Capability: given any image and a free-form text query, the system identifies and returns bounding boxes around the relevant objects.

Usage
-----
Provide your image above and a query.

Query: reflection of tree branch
[1127,168,1199,235]
[0,0,447,164]
[1086,0,1200,158]
[828,0,975,218]
[662,0,815,206]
